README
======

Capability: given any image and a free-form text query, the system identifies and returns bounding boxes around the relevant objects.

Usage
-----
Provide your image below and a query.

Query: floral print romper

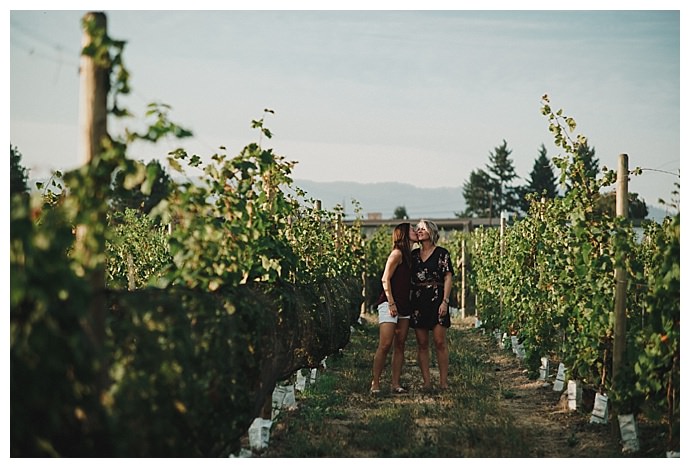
[410,246,454,330]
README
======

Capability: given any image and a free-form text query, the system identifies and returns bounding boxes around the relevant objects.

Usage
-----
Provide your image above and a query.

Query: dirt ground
[259,314,672,458]
[484,331,622,457]
[437,316,670,457]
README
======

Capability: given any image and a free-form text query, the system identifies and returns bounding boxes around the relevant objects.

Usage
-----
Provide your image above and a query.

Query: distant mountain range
[293,179,465,220]
[293,179,672,224]
[27,176,673,224]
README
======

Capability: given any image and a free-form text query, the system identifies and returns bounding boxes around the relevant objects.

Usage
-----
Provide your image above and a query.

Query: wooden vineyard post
[460,238,466,313]
[499,211,507,321]
[612,154,629,383]
[77,11,110,387]
[611,154,629,442]
[79,12,109,166]
[361,268,367,317]
[334,212,343,250]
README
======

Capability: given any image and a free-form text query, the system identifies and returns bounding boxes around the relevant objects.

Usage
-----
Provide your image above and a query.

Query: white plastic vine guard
[248,417,272,451]
[271,384,297,419]
[552,363,566,392]
[589,392,608,424]
[618,414,640,453]
[295,369,307,392]
[538,357,549,381]
[567,379,582,411]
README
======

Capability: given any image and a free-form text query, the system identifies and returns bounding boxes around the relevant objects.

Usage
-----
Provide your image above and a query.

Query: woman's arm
[443,270,452,304]
[439,270,453,317]
[381,249,402,316]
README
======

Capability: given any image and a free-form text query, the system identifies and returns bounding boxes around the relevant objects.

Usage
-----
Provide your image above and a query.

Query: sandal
[391,386,408,394]
[369,388,381,396]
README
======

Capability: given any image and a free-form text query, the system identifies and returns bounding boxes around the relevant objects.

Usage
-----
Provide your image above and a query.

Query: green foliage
[443,230,471,307]
[10,16,365,456]
[103,286,265,455]
[10,144,29,195]
[470,96,679,442]
[393,205,408,219]
[35,171,66,208]
[156,137,365,290]
[632,216,679,430]
[568,141,600,193]
[519,143,559,213]
[363,225,395,308]
[486,139,521,214]
[461,168,494,217]
[462,140,522,217]
[110,159,173,214]
[595,191,649,220]
[158,143,297,289]
[106,208,171,290]
[11,191,102,457]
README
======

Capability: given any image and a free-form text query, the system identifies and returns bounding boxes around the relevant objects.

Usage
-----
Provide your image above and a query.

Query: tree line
[460,139,648,220]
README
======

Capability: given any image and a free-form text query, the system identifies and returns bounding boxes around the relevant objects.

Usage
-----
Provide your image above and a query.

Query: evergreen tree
[10,145,28,196]
[567,140,599,192]
[577,141,599,179]
[519,144,559,212]
[460,169,494,217]
[111,159,172,214]
[486,140,520,215]
[393,206,408,220]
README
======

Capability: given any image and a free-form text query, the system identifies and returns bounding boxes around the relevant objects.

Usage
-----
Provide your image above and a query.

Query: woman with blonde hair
[370,222,419,395]
[410,219,454,392]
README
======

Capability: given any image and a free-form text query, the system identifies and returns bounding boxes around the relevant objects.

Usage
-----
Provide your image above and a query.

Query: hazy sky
[9,3,683,211]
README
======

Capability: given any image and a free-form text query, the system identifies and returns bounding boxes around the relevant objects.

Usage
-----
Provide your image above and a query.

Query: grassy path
[258,314,667,458]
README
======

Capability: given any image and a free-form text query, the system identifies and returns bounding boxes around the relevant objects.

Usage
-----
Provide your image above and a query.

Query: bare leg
[433,325,449,389]
[371,322,396,391]
[415,328,431,389]
[391,318,410,389]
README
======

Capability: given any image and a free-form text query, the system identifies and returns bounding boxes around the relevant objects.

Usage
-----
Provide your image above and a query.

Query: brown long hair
[392,222,413,268]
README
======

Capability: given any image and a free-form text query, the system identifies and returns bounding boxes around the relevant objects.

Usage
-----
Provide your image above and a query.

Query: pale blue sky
[9,5,683,212]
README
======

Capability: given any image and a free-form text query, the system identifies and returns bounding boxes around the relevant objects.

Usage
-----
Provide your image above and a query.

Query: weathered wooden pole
[361,268,368,317]
[612,154,629,383]
[610,153,631,445]
[79,12,109,165]
[77,12,109,378]
[499,211,507,321]
[334,212,343,250]
[460,238,467,317]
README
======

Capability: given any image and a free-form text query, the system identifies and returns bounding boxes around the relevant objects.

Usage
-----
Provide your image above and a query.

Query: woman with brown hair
[370,222,419,395]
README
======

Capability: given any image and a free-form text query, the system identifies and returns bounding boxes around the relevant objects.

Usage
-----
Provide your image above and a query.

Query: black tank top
[376,259,412,317]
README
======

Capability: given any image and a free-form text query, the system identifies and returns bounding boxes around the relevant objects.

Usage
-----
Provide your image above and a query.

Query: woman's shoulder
[435,246,452,260]
[438,246,451,254]
[429,245,449,256]
[388,248,403,261]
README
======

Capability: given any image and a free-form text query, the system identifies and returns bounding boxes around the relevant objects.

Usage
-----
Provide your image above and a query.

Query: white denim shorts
[378,302,409,324]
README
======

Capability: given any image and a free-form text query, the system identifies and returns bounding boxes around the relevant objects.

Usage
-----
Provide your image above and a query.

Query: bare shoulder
[388,249,403,262]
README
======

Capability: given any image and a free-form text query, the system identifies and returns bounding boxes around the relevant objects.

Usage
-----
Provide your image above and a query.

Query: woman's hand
[438,299,449,318]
